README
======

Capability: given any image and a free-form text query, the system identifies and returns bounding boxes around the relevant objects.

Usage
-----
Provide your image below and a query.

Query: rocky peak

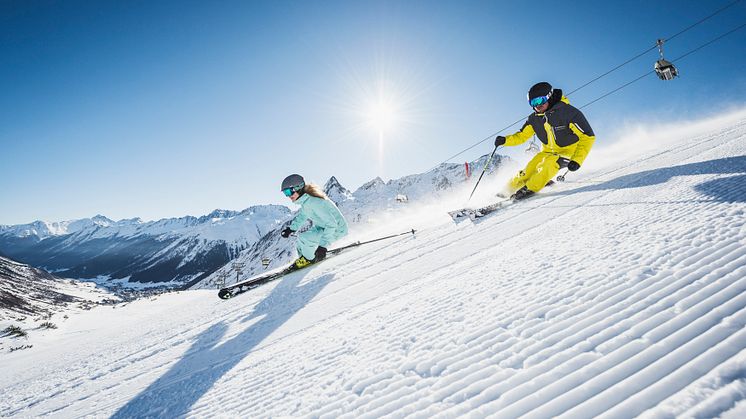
[324,176,353,205]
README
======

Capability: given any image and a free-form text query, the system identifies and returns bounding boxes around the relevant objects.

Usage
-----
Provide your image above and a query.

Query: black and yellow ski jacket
[505,90,595,165]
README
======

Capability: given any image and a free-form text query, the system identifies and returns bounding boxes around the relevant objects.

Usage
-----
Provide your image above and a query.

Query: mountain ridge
[0,153,512,289]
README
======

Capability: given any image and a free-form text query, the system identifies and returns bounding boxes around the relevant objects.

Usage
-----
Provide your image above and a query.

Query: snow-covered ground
[0,256,118,354]
[2,109,746,418]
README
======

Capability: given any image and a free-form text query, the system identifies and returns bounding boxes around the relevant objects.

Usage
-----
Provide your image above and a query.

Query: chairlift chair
[654,39,679,81]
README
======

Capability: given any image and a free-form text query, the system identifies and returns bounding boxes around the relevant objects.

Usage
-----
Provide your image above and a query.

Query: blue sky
[2,0,745,225]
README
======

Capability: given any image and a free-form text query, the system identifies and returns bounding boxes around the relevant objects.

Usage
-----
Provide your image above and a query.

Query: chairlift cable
[664,0,743,43]
[669,20,746,63]
[578,72,654,110]
[570,0,741,96]
[579,20,746,110]
[436,116,528,165]
[565,46,658,97]
[429,0,745,170]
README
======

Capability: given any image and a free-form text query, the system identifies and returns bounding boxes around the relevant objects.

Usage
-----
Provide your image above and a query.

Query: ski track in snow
[2,116,746,418]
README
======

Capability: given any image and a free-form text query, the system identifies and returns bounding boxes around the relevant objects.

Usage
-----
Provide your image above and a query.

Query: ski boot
[293,255,315,269]
[510,186,535,201]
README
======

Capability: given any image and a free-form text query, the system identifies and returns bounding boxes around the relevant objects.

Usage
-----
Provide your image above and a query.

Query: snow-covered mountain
[0,206,292,287]
[0,255,116,353]
[1,153,510,290]
[328,154,511,224]
[323,175,354,204]
[2,151,509,291]
[194,153,512,288]
[0,215,115,240]
[0,255,115,319]
[1,109,744,417]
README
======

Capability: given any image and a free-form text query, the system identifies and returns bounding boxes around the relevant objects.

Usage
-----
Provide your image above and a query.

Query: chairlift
[654,39,678,81]
[525,137,540,154]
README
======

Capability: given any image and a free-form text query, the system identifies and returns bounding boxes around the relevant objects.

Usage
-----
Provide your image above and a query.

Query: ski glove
[280,227,294,238]
[494,135,506,147]
[567,160,581,171]
[314,246,327,261]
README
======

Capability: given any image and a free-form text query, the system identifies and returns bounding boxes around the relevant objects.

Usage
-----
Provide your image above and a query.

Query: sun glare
[356,80,414,176]
[367,97,398,132]
[331,64,431,177]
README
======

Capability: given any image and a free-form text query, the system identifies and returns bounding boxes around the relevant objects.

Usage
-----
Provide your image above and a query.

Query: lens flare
[367,99,397,132]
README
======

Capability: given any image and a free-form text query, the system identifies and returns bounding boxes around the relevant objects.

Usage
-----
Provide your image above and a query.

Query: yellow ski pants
[509,152,565,193]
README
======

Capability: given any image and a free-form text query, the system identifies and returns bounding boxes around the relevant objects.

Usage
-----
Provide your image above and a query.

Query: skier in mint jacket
[279,174,349,268]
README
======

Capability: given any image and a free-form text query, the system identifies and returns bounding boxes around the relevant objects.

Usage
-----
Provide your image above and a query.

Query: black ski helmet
[527,82,553,101]
[281,174,305,194]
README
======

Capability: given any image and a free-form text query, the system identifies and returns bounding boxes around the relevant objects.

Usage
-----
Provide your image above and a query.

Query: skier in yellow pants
[495,82,596,200]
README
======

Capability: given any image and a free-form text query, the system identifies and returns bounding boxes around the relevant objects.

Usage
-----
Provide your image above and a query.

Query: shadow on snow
[112,270,333,418]
[110,156,746,416]
[561,155,746,203]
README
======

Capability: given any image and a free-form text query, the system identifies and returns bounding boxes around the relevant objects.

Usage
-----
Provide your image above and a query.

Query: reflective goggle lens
[282,188,294,197]
[529,95,549,108]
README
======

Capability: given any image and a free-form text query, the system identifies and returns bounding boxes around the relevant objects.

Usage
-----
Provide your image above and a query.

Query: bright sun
[338,71,426,174]
[367,98,398,132]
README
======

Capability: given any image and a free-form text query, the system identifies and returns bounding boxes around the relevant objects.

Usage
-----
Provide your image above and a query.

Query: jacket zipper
[544,115,557,150]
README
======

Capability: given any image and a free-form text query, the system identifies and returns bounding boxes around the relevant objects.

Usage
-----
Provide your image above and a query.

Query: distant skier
[280,174,349,268]
[494,82,596,200]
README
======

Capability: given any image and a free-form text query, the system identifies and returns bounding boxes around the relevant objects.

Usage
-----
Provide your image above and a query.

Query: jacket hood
[549,88,565,107]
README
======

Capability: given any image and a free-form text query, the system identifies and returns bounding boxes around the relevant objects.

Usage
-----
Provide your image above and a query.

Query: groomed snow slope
[2,110,746,418]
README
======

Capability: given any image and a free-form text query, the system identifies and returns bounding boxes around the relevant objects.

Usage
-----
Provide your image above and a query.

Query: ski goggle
[282,188,295,197]
[529,94,550,108]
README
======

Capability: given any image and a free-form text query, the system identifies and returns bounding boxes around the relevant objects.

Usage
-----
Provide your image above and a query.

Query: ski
[449,199,514,223]
[218,229,416,299]
[450,172,563,223]
[218,260,315,300]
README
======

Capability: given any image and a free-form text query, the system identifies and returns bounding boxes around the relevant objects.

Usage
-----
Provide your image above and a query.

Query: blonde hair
[303,183,328,199]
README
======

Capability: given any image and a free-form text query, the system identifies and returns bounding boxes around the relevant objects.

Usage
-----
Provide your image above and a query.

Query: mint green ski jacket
[290,194,349,247]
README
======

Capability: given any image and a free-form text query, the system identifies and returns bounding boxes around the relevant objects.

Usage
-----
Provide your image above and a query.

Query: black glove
[280,227,294,238]
[314,246,327,261]
[567,160,581,171]
[556,157,571,168]
[494,135,506,147]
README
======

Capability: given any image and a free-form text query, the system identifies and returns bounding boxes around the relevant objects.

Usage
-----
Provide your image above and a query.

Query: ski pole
[556,169,569,182]
[329,229,416,255]
[467,145,500,202]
